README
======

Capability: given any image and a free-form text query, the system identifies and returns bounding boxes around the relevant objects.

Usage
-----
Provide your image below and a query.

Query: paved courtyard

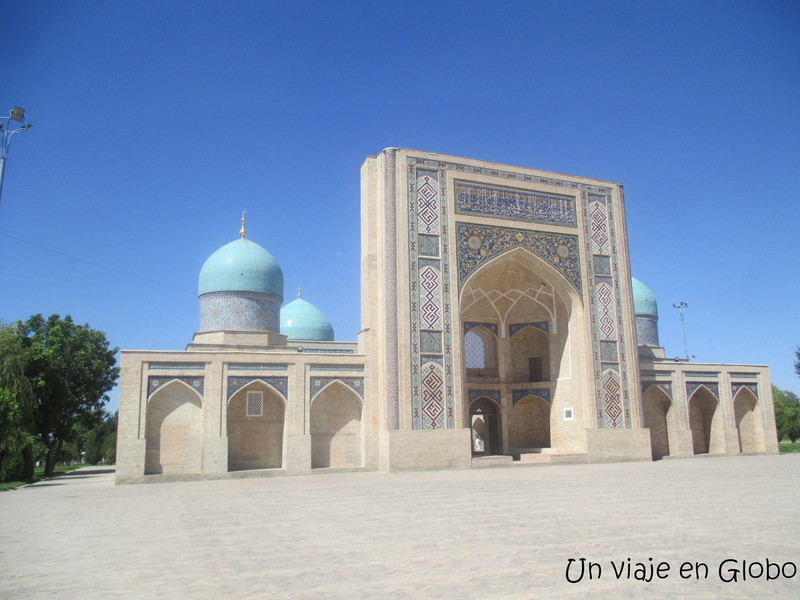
[1,455,799,599]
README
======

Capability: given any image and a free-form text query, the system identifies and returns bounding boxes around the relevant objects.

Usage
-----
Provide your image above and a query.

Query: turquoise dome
[199,239,283,298]
[632,277,658,316]
[280,297,334,341]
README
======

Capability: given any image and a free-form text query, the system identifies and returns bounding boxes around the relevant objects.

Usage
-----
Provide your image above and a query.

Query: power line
[0,230,194,294]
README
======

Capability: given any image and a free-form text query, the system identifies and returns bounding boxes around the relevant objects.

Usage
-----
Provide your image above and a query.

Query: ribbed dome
[632,277,658,316]
[280,297,334,341]
[198,239,283,299]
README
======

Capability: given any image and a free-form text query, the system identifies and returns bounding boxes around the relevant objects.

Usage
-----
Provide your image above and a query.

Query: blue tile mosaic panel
[455,180,576,226]
[457,223,581,292]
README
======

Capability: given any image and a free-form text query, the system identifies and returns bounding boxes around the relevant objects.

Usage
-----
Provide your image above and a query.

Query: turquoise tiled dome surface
[199,239,284,298]
[631,277,658,316]
[280,297,334,341]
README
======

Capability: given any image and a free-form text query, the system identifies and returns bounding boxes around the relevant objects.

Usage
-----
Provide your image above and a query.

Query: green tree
[773,385,800,443]
[0,324,35,480]
[795,346,800,379]
[15,315,119,476]
[84,411,117,464]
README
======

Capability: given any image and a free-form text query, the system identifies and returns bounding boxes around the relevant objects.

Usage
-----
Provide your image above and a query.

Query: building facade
[115,149,778,483]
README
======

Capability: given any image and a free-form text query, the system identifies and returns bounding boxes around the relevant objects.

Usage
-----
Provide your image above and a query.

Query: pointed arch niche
[227,380,285,471]
[460,247,579,383]
[641,385,674,459]
[688,386,725,455]
[460,246,586,453]
[310,381,363,468]
[145,380,203,475]
[733,387,764,453]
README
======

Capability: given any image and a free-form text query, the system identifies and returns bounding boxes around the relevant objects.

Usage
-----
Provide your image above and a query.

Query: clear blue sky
[2,1,798,413]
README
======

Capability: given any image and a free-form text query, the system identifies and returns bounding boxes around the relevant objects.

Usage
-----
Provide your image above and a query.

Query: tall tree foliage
[0,324,35,480]
[15,315,119,476]
[773,385,800,443]
[795,346,800,379]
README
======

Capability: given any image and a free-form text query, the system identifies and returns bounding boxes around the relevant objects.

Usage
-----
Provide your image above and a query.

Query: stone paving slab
[1,455,799,599]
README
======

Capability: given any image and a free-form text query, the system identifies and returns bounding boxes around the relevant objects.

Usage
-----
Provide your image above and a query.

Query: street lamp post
[673,301,690,360]
[0,106,33,206]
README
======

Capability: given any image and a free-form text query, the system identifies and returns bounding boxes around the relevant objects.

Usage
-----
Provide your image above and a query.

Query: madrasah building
[115,149,779,483]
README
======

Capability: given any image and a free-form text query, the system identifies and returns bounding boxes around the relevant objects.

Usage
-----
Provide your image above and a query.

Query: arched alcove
[688,387,723,455]
[510,327,550,383]
[470,397,502,455]
[512,395,550,449]
[733,387,763,453]
[145,380,203,475]
[227,381,285,471]
[310,381,363,468]
[642,385,672,459]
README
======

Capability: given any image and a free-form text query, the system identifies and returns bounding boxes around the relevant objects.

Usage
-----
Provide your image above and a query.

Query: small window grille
[465,330,485,369]
[246,391,263,417]
[563,407,574,421]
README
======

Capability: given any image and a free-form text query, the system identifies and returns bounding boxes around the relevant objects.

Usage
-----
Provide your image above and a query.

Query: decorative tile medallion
[227,376,288,401]
[686,382,719,401]
[512,388,551,405]
[464,322,498,336]
[642,381,673,398]
[509,322,548,337]
[468,389,501,404]
[732,382,759,399]
[148,376,204,398]
[310,376,364,400]
[456,223,581,292]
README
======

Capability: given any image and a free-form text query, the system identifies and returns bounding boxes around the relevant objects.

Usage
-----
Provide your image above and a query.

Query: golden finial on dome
[298,286,302,298]
[240,210,247,239]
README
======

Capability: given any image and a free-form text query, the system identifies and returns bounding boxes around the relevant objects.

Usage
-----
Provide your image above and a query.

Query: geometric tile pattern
[582,189,632,429]
[408,165,454,430]
[310,376,364,400]
[601,369,623,428]
[589,200,610,254]
[228,363,288,371]
[148,376,204,398]
[199,291,281,332]
[148,362,205,371]
[419,265,442,329]
[421,362,445,429]
[732,382,759,400]
[454,180,576,227]
[596,283,617,340]
[227,376,288,401]
[457,223,581,292]
[407,155,626,431]
[686,382,719,401]
[417,172,440,235]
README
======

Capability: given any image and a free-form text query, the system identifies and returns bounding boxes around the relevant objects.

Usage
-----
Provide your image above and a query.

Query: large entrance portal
[460,247,582,457]
[470,397,502,456]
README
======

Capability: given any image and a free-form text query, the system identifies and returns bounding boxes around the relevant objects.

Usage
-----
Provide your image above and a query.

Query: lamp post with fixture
[673,301,690,360]
[0,106,33,206]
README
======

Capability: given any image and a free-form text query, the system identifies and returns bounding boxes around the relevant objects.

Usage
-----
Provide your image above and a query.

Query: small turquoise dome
[280,297,334,341]
[199,239,283,298]
[632,277,658,316]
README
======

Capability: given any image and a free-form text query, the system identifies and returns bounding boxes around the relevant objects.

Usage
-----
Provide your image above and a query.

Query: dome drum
[199,291,281,333]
